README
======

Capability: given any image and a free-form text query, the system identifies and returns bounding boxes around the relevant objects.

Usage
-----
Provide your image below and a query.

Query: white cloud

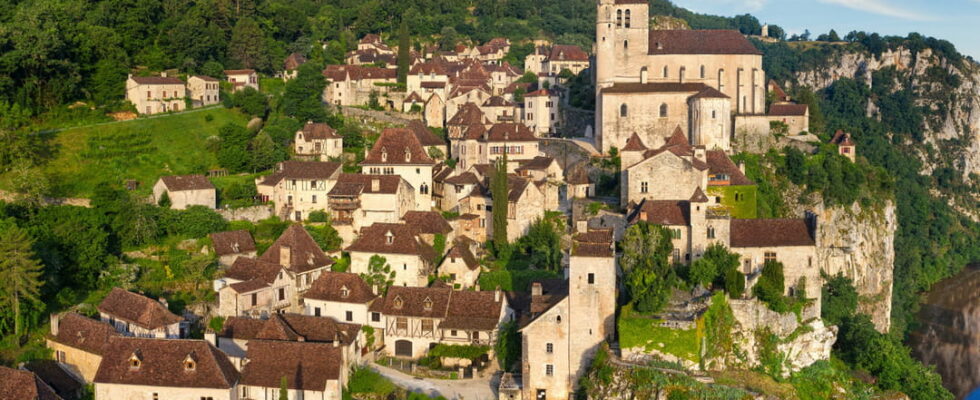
[817,0,936,21]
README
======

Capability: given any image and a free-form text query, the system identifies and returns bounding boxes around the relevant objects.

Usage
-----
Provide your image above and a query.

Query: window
[451,330,457,336]
[396,317,408,331]
[663,66,669,78]
[146,90,151,99]
[640,182,648,193]
[712,110,717,119]
[671,228,682,239]
[372,312,381,322]
[588,273,595,284]
[314,307,321,317]
[152,394,158,400]
[624,9,631,27]
[421,319,434,333]
[546,364,554,376]
[620,104,628,117]
[340,286,349,298]
[764,252,777,263]
[251,293,257,306]
[312,195,317,203]
[623,40,628,49]
[546,343,554,353]
[680,66,686,81]
[700,65,706,78]
[673,248,681,263]
[278,288,285,301]
[707,226,716,239]
[659,103,668,117]
[346,311,353,322]
[423,297,433,311]
[616,9,622,26]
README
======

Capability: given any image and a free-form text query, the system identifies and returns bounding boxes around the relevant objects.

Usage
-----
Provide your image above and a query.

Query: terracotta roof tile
[210,230,256,256]
[515,156,556,171]
[647,30,761,55]
[240,341,343,391]
[565,164,591,185]
[48,313,117,355]
[362,128,436,165]
[382,286,452,317]
[407,120,446,147]
[444,242,479,271]
[525,89,557,98]
[130,76,184,85]
[706,150,753,186]
[440,290,504,330]
[346,223,437,261]
[258,224,335,273]
[448,103,490,126]
[223,257,282,286]
[260,161,342,185]
[224,69,256,75]
[160,174,214,191]
[0,366,61,400]
[477,123,538,142]
[97,288,181,330]
[769,103,808,116]
[729,219,815,247]
[191,75,219,82]
[305,272,378,304]
[216,317,265,339]
[94,337,239,389]
[402,211,453,235]
[444,172,480,185]
[690,187,710,203]
[631,199,690,226]
[23,360,81,400]
[690,86,729,99]
[329,174,402,196]
[300,122,340,140]
[421,81,447,89]
[622,133,648,151]
[547,45,589,62]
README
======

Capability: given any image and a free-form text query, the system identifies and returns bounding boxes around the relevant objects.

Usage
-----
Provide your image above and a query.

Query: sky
[670,0,980,61]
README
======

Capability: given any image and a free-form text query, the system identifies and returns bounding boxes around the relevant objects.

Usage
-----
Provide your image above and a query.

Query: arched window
[620,104,628,117]
[421,183,429,195]
[640,66,648,83]
[663,66,668,78]
[623,40,628,49]
[616,9,622,27]
[700,65,706,79]
[718,69,726,91]
[679,66,686,81]
[624,9,631,28]
[711,110,717,119]
[659,103,668,117]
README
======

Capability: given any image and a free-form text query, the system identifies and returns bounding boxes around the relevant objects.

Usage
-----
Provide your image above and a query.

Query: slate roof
[729,219,815,248]
[361,128,436,166]
[631,199,690,226]
[647,30,762,55]
[48,313,118,355]
[300,122,340,140]
[94,337,238,389]
[329,173,403,196]
[0,366,61,400]
[769,103,808,116]
[345,223,437,261]
[402,211,453,235]
[97,288,181,330]
[548,44,589,62]
[160,175,214,192]
[258,224,335,273]
[240,341,343,391]
[210,230,256,256]
[130,76,184,85]
[706,150,753,186]
[602,82,708,94]
[260,161,342,186]
[304,271,378,304]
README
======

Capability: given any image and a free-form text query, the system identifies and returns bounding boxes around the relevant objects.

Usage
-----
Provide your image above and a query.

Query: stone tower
[595,0,650,152]
[567,231,617,385]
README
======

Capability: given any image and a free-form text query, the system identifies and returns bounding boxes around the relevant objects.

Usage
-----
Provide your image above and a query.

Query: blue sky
[670,0,980,61]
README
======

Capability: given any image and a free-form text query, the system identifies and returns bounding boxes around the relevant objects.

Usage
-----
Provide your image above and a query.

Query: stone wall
[217,205,274,222]
[340,106,421,126]
[558,105,595,138]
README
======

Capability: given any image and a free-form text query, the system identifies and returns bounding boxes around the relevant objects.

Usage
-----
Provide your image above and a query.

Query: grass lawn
[618,306,701,363]
[0,107,248,198]
[345,367,397,398]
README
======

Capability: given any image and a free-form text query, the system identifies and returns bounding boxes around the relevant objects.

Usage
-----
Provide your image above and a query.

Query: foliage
[820,273,858,326]
[217,123,255,173]
[396,20,410,85]
[686,244,741,293]
[477,268,560,292]
[279,375,288,400]
[346,367,396,397]
[617,305,700,362]
[157,192,172,208]
[427,344,490,360]
[304,224,341,252]
[701,292,735,365]
[752,261,788,312]
[754,328,786,379]
[620,222,674,313]
[231,87,269,118]
[281,63,328,122]
[490,155,509,249]
[361,255,394,295]
[0,224,44,336]
[512,218,562,271]
[306,210,329,223]
[208,316,225,332]
[495,321,520,371]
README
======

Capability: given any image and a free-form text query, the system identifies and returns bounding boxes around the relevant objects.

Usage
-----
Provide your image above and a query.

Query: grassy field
[1,107,249,197]
[618,306,701,363]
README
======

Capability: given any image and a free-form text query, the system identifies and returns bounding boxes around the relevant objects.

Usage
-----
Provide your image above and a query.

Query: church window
[616,9,622,27]
[700,65,706,79]
[707,227,716,239]
[659,103,668,117]
[620,104,628,117]
[624,9,631,28]
[640,182,648,193]
[623,40,628,49]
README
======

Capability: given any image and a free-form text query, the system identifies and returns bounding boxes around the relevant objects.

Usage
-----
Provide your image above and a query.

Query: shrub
[306,210,329,223]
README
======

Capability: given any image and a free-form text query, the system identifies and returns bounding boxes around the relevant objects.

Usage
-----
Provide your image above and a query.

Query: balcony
[329,198,361,211]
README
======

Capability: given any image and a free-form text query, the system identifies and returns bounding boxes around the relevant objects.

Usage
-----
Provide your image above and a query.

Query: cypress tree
[396,20,410,86]
[491,153,509,249]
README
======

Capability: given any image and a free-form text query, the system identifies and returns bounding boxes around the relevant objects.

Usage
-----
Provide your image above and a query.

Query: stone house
[210,230,257,267]
[459,174,547,242]
[403,91,426,113]
[303,272,380,327]
[595,0,767,153]
[0,365,62,400]
[215,224,335,317]
[452,123,541,172]
[445,80,492,119]
[546,45,591,77]
[327,173,415,235]
[438,241,481,289]
[187,75,220,107]
[125,75,186,115]
[406,61,450,96]
[768,103,810,134]
[831,130,856,162]
[481,96,519,123]
[447,103,491,143]
[523,89,561,137]
[282,52,307,81]
[520,231,616,400]
[345,223,437,288]
[729,218,820,302]
[357,34,394,54]
[485,62,523,95]
[256,160,342,222]
[93,337,239,400]
[238,340,348,400]
[424,92,446,128]
[97,288,183,339]
[440,172,481,213]
[47,313,118,382]
[565,164,594,200]
[407,120,449,161]
[224,69,259,92]
[152,174,216,210]
[212,313,362,371]
[402,210,455,250]
[294,122,343,161]
[379,286,509,359]
[360,128,436,210]
[322,65,397,106]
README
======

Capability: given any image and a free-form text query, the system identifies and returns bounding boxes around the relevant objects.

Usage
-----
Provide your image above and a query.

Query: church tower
[595,0,650,153]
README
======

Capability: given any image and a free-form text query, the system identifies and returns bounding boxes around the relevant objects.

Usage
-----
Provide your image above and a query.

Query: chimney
[50,313,61,337]
[371,178,380,192]
[280,246,291,267]
[158,298,169,310]
[333,333,340,347]
[161,71,167,78]
[494,286,501,302]
[204,330,217,347]
[738,161,746,175]
[531,282,542,297]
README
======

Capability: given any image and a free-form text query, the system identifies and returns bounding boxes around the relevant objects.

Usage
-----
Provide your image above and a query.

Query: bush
[427,344,490,361]
[306,210,329,223]
[752,260,787,312]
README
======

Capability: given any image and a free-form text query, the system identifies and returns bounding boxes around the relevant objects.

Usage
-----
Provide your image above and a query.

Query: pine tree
[491,153,509,249]
[0,224,44,337]
[228,17,265,69]
[396,19,410,86]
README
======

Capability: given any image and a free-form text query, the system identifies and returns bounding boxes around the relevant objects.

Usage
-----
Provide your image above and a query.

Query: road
[368,363,499,400]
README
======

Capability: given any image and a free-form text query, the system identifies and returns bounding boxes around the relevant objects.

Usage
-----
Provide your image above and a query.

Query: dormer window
[183,354,196,371]
[393,295,403,309]
[423,296,433,311]
[381,147,388,162]
[404,148,411,162]
[340,285,350,298]
[129,351,142,370]
[385,231,394,244]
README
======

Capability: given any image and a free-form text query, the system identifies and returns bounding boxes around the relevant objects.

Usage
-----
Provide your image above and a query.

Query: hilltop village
[3,2,893,400]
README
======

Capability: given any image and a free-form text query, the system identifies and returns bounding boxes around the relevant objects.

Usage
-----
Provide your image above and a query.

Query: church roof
[690,86,729,99]
[690,187,709,203]
[622,133,648,152]
[630,199,690,226]
[729,219,815,247]
[602,82,708,95]
[769,103,808,116]
[647,30,762,55]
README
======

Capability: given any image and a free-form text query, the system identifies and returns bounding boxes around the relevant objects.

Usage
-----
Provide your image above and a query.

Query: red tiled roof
[690,187,709,203]
[444,242,479,271]
[729,219,815,247]
[362,128,436,165]
[284,53,307,70]
[405,92,424,103]
[410,61,449,75]
[260,161,342,185]
[421,81,447,89]
[0,366,61,400]
[483,96,513,107]
[768,79,789,101]
[345,223,437,261]
[769,103,808,116]
[445,172,480,185]
[240,340,343,391]
[448,103,490,126]
[440,290,504,331]
[648,30,762,55]
[329,173,403,196]
[402,211,453,235]
[300,122,340,140]
[48,313,118,355]
[407,120,446,147]
[548,45,589,62]
[258,224,335,273]
[94,337,239,389]
[514,156,556,171]
[477,123,538,142]
[210,230,256,256]
[191,75,219,82]
[23,360,82,400]
[223,257,282,286]
[130,76,184,85]
[97,288,181,330]
[602,82,708,94]
[690,86,729,99]
[525,89,557,98]
[622,133,648,152]
[631,199,690,226]
[160,174,214,191]
[706,150,753,186]
[224,69,256,75]
[305,271,378,304]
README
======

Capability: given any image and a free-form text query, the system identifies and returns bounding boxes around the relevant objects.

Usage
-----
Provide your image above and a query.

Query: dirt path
[369,363,499,400]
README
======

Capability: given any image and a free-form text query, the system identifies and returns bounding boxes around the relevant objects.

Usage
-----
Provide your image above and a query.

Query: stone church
[594,0,766,153]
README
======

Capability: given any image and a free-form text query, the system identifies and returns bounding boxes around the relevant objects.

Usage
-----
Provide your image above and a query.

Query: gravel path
[368,363,499,400]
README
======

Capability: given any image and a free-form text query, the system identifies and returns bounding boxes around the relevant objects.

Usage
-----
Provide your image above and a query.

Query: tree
[490,155,509,249]
[279,376,288,400]
[620,222,674,313]
[249,132,280,172]
[514,218,562,271]
[157,191,172,208]
[217,123,254,172]
[232,87,269,117]
[305,224,341,252]
[0,224,44,337]
[438,26,457,50]
[228,17,265,69]
[821,273,858,326]
[10,162,51,210]
[281,63,328,122]
[360,255,395,294]
[396,19,410,86]
[752,260,787,311]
